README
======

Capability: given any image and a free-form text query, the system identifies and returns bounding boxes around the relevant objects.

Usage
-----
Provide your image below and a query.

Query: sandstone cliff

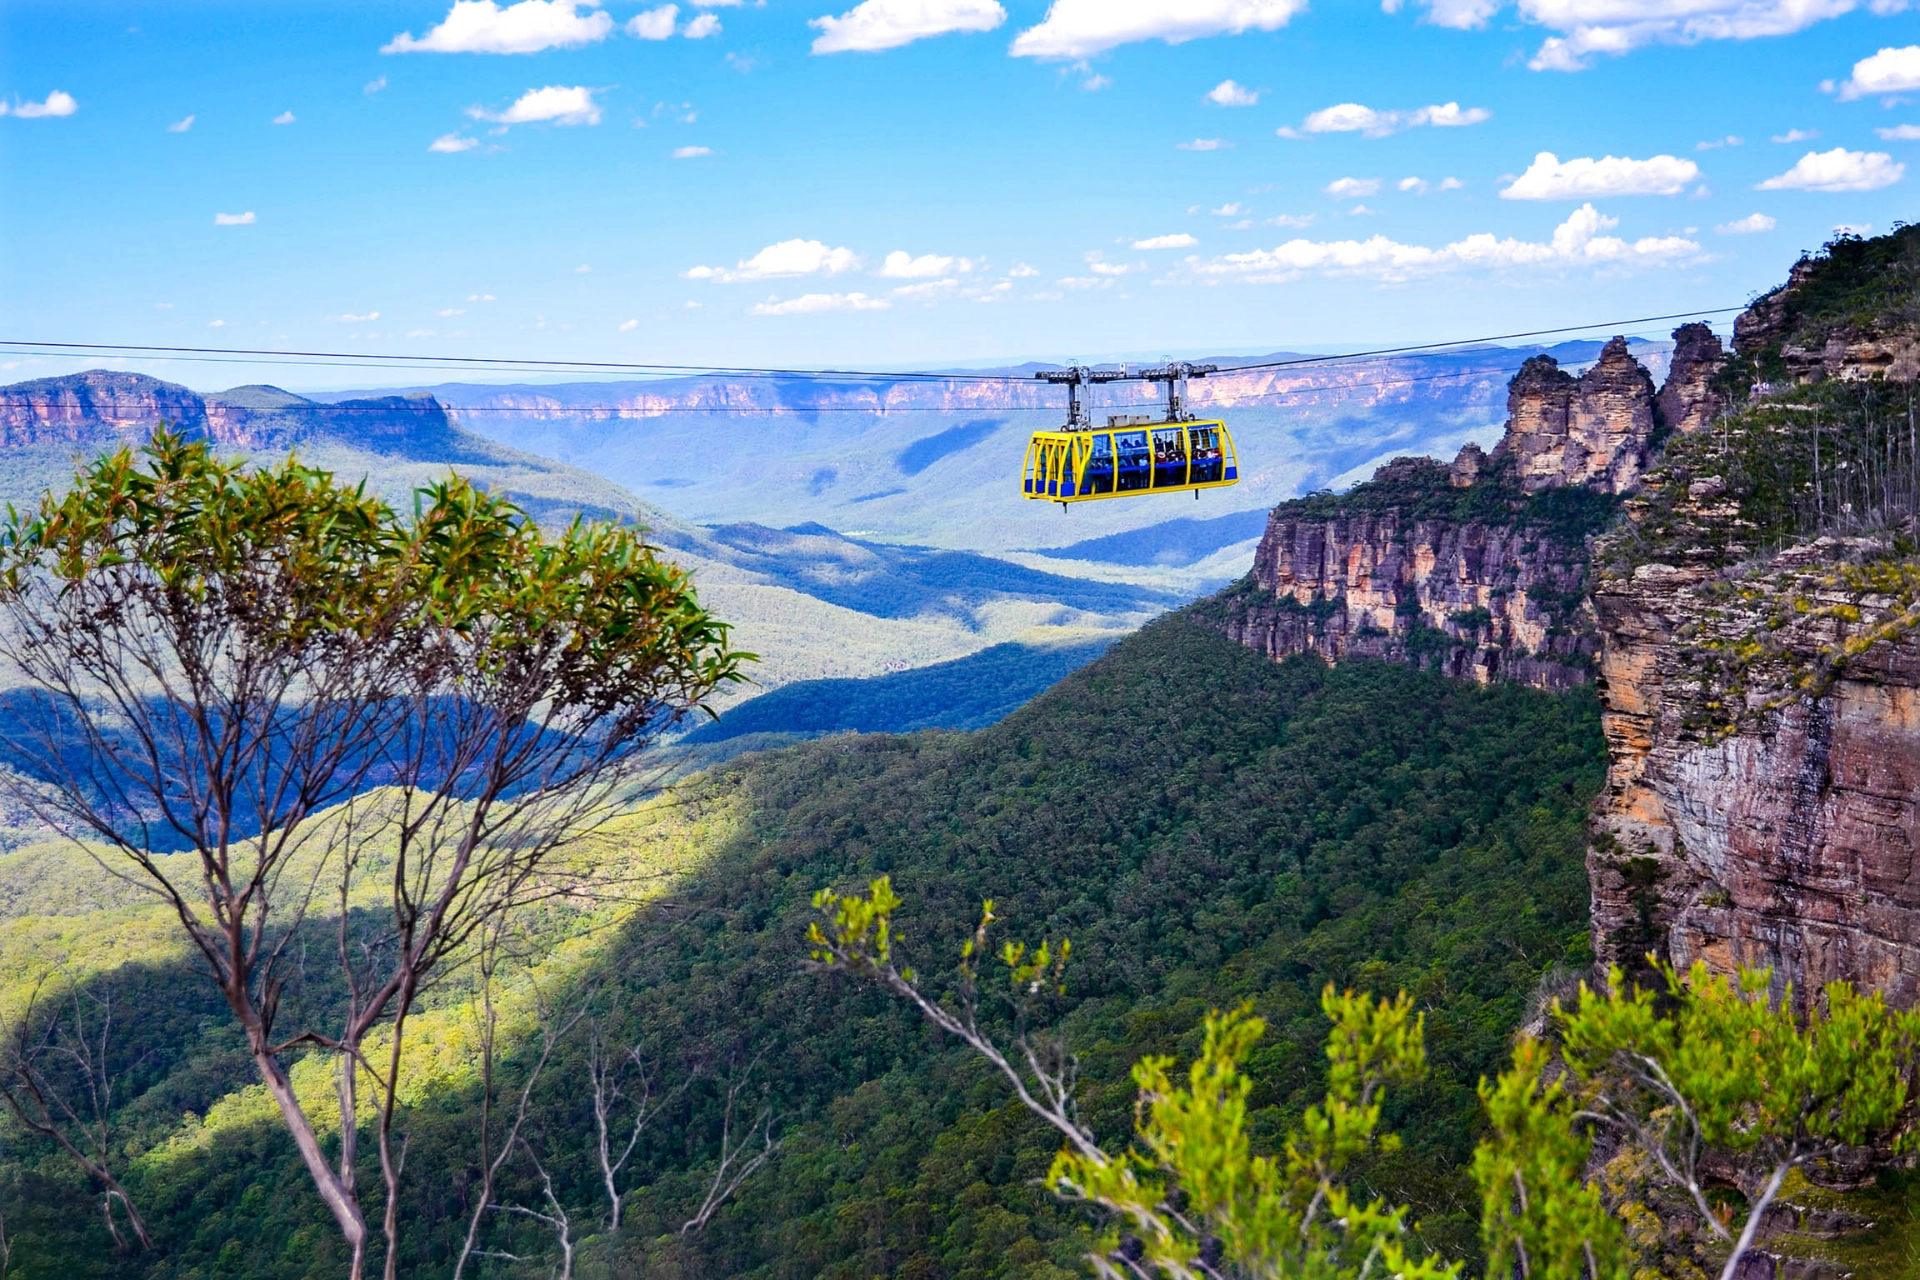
[1584,226,1920,1003]
[0,370,460,454]
[1200,332,1690,691]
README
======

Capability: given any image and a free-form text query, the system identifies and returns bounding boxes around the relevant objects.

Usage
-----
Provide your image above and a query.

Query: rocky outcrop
[1734,250,1920,384]
[1212,459,1598,689]
[1655,323,1727,435]
[0,370,208,447]
[0,371,459,455]
[1203,334,1693,691]
[1493,337,1658,495]
[1587,534,1920,1004]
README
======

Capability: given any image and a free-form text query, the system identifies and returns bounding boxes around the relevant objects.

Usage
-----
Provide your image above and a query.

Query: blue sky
[3,0,1918,387]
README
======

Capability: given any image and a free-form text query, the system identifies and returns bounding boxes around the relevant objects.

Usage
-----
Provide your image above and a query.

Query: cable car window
[1151,428,1187,488]
[1115,430,1149,492]
[1190,425,1223,484]
[1084,432,1115,494]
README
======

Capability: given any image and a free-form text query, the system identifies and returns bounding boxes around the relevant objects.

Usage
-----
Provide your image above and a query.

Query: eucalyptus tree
[0,431,745,1278]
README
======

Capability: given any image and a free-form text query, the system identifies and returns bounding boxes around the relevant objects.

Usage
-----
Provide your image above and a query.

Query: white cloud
[672,145,713,157]
[1081,72,1111,90]
[1268,213,1315,227]
[1695,134,1742,150]
[1439,176,1463,190]
[1716,212,1776,233]
[273,110,297,125]
[1178,137,1232,150]
[208,320,230,328]
[1132,233,1197,248]
[365,76,389,94]
[684,12,722,36]
[752,292,891,315]
[154,302,174,310]
[1207,78,1261,105]
[810,0,1006,53]
[619,318,639,330]
[7,90,78,118]
[167,114,195,132]
[881,250,976,276]
[1008,262,1039,277]
[468,85,602,126]
[1834,221,1874,235]
[438,307,467,316]
[1521,0,1887,72]
[1757,147,1904,192]
[1010,0,1308,59]
[329,311,380,322]
[686,239,862,282]
[214,211,257,225]
[1398,176,1426,192]
[430,132,480,152]
[1837,45,1920,99]
[469,293,497,301]
[1191,202,1699,282]
[1878,123,1920,139]
[573,264,591,273]
[407,329,436,338]
[1211,201,1246,215]
[1500,151,1698,199]
[1324,177,1381,198]
[628,4,678,37]
[1389,0,1501,28]
[1772,129,1818,143]
[1292,101,1489,138]
[382,0,613,54]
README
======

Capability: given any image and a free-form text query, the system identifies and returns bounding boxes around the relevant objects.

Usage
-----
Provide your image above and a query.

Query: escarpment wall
[1587,541,1920,1003]
[1202,332,1692,691]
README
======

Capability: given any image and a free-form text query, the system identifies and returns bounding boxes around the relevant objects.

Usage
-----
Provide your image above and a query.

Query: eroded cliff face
[1495,337,1658,495]
[1202,333,1681,691]
[1588,537,1920,1002]
[1212,461,1598,689]
[1585,234,1920,1006]
[0,370,208,446]
[0,371,458,454]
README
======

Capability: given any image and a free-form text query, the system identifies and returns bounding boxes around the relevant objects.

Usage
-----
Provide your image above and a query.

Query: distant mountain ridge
[0,369,472,455]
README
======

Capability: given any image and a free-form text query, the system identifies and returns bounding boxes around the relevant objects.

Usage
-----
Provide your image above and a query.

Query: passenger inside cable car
[1152,428,1187,487]
[1115,430,1150,492]
[1085,432,1115,494]
[1190,425,1224,483]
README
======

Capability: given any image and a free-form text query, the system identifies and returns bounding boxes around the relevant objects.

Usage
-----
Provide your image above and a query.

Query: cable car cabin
[1023,415,1238,504]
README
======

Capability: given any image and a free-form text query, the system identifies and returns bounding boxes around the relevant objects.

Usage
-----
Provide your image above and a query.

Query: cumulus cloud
[1757,147,1905,192]
[1292,100,1490,138]
[1520,0,1890,72]
[1133,233,1197,248]
[1836,45,1920,100]
[811,0,1004,52]
[1010,0,1307,59]
[1325,177,1381,198]
[1500,151,1698,199]
[1207,78,1261,105]
[1212,201,1246,215]
[685,239,862,282]
[5,90,78,118]
[273,110,297,125]
[672,144,713,157]
[752,292,891,315]
[214,211,257,225]
[431,132,480,152]
[1178,137,1232,150]
[1009,262,1039,276]
[1878,123,1920,139]
[468,85,603,126]
[1716,212,1776,233]
[628,4,678,37]
[684,12,722,37]
[328,311,379,322]
[1190,202,1698,282]
[1385,0,1501,28]
[881,250,975,276]
[167,114,195,132]
[383,0,613,54]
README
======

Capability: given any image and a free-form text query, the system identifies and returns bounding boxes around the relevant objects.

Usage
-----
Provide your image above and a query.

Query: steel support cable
[0,303,1742,387]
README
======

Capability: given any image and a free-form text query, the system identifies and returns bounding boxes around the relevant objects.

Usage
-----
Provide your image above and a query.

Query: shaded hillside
[0,616,1604,1278]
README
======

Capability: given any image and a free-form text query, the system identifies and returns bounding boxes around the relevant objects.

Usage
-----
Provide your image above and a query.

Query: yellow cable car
[1021,362,1239,505]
